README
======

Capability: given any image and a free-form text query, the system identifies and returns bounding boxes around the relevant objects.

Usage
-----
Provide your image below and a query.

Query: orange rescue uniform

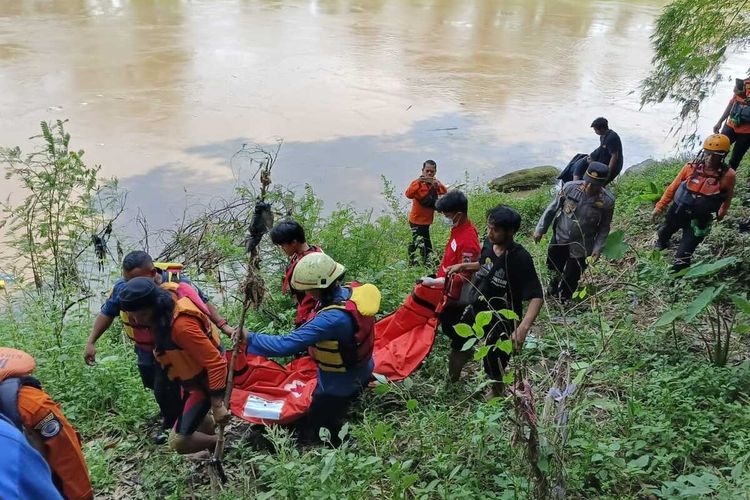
[405,179,447,225]
[656,162,736,220]
[17,385,93,500]
[725,79,750,134]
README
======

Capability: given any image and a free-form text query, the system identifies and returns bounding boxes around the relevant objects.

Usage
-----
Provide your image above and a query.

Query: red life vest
[674,162,727,214]
[307,283,380,373]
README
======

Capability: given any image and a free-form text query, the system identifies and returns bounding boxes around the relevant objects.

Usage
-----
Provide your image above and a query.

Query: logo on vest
[35,412,62,438]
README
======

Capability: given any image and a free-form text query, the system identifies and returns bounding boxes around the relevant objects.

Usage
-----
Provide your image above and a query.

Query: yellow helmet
[703,134,731,155]
[291,253,346,291]
[154,262,183,283]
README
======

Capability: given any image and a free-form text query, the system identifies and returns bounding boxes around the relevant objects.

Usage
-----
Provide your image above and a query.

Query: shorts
[174,388,212,436]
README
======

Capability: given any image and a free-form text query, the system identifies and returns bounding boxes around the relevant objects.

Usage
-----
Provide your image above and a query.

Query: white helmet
[291,253,346,291]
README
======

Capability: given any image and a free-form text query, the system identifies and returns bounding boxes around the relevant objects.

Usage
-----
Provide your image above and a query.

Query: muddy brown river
[0,0,746,231]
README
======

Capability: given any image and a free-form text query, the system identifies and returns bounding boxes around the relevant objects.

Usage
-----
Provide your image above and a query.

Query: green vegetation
[1,124,749,498]
[642,0,750,138]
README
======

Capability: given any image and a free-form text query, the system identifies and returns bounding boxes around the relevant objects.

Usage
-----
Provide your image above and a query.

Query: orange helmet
[703,134,731,155]
[0,347,36,382]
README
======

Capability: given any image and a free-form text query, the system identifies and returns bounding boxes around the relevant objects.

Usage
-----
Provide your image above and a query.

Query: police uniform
[536,179,615,300]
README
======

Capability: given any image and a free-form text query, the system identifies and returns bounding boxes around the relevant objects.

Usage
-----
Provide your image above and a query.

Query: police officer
[534,162,616,302]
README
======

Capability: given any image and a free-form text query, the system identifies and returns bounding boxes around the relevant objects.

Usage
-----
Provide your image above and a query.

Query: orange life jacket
[0,376,93,500]
[122,281,212,351]
[674,161,727,214]
[154,297,223,385]
[308,284,380,373]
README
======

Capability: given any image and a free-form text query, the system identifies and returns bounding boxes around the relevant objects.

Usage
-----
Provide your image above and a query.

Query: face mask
[442,213,459,227]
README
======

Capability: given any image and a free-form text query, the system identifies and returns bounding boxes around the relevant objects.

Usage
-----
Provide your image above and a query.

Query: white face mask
[442,213,459,227]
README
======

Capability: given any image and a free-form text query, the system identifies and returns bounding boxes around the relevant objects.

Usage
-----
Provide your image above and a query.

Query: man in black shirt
[572,117,624,183]
[446,205,544,397]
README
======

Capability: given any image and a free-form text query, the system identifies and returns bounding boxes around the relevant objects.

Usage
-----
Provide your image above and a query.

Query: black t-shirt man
[462,238,543,383]
[467,239,543,330]
[590,129,624,179]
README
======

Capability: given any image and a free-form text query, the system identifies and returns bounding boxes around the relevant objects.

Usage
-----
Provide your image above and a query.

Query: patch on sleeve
[450,239,457,252]
[34,412,62,439]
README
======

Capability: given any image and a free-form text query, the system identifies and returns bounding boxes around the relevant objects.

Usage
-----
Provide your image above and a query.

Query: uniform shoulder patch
[34,412,62,438]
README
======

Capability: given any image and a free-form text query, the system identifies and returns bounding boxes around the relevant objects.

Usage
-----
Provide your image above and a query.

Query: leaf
[320,452,336,481]
[731,461,743,480]
[406,399,418,411]
[338,422,350,441]
[498,309,519,321]
[496,339,513,354]
[473,345,491,361]
[682,257,738,278]
[653,308,684,328]
[578,287,588,300]
[683,286,724,322]
[373,372,388,384]
[374,384,390,395]
[461,337,477,351]
[602,230,629,260]
[730,294,750,315]
[454,323,474,338]
[475,310,492,329]
[502,372,514,384]
[627,454,650,470]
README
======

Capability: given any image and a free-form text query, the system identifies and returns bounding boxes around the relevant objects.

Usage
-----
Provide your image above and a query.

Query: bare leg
[169,429,218,454]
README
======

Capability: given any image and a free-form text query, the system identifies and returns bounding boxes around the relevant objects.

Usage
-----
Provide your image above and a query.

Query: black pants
[295,393,357,445]
[483,321,512,382]
[408,223,433,265]
[721,124,750,170]
[440,303,468,351]
[136,348,182,430]
[546,243,588,301]
[657,204,712,272]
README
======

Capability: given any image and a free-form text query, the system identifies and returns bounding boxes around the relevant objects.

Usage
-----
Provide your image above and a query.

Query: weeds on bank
[1,125,750,497]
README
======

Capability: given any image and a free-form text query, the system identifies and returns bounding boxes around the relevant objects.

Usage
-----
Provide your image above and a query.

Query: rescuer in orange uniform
[652,134,736,271]
[405,160,448,266]
[0,347,93,500]
[119,277,230,455]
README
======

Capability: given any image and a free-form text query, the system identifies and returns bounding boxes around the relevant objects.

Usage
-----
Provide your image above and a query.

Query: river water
[0,0,746,232]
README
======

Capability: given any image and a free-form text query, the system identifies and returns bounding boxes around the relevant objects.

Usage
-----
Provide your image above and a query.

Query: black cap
[119,277,159,311]
[591,117,608,129]
[584,162,609,186]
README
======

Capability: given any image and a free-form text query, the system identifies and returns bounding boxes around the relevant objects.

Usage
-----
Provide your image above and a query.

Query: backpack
[558,153,587,184]
[730,100,750,126]
[674,162,727,215]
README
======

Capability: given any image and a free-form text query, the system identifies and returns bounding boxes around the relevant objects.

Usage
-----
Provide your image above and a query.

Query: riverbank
[1,159,749,498]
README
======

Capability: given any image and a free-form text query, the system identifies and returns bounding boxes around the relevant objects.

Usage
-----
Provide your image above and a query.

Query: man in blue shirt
[245,253,379,444]
[0,414,64,500]
[83,251,232,444]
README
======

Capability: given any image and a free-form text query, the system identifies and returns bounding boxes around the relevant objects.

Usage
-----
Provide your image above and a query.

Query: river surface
[0,0,747,233]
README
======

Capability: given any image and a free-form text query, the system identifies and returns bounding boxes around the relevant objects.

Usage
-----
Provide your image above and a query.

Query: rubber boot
[448,349,473,382]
